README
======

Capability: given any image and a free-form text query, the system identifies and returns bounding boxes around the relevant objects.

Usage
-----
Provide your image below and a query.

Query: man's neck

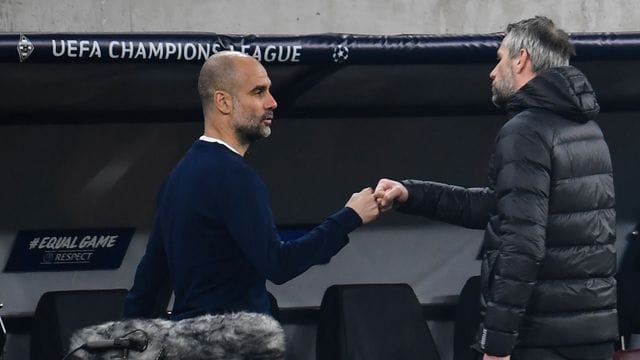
[514,70,536,92]
[203,125,249,156]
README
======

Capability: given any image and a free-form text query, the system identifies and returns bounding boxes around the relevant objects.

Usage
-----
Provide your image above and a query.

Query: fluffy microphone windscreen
[69,312,285,360]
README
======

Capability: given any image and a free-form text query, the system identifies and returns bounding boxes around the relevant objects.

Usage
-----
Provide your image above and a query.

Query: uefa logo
[17,34,34,62]
[42,251,55,263]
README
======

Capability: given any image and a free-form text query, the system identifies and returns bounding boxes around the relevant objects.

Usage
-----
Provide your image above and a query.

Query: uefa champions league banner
[4,228,134,272]
[1,32,640,65]
[2,33,504,65]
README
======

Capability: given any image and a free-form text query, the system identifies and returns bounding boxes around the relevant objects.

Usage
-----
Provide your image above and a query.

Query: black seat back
[317,283,440,360]
[30,289,128,360]
[453,276,481,360]
[617,272,640,342]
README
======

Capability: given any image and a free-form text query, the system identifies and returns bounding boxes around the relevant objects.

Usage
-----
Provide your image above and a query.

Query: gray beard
[492,92,507,109]
[491,85,515,109]
[234,124,270,145]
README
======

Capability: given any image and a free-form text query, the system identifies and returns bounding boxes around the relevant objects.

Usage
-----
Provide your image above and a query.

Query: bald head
[198,51,257,116]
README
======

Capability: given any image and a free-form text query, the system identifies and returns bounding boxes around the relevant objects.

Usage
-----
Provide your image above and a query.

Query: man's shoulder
[208,148,264,188]
[498,110,556,142]
[505,110,605,147]
[172,142,261,187]
[188,141,252,169]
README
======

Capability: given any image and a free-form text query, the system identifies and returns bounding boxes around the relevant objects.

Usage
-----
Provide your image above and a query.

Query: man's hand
[345,187,380,224]
[483,355,510,360]
[373,178,409,212]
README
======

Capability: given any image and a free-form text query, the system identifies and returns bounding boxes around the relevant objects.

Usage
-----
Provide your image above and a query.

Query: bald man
[124,52,379,320]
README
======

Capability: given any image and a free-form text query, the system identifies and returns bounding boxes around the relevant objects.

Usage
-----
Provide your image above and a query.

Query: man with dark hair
[375,16,617,360]
[124,51,380,320]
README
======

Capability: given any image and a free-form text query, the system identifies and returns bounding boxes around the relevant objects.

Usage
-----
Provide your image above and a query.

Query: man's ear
[514,48,532,74]
[214,90,232,115]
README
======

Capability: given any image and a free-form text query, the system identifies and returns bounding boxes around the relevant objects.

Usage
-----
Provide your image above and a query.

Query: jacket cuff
[475,324,518,357]
[397,179,432,213]
[332,207,363,234]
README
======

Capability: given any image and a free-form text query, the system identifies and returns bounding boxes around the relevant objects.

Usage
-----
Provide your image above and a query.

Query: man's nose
[266,92,277,110]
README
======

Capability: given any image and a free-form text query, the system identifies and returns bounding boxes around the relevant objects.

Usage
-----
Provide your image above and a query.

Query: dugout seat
[30,289,128,360]
[316,283,440,360]
[453,276,481,360]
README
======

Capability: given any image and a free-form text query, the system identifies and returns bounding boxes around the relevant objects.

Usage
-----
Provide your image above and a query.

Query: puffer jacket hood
[506,66,600,123]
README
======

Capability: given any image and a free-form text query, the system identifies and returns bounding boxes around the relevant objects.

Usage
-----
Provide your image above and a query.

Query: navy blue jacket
[124,140,361,320]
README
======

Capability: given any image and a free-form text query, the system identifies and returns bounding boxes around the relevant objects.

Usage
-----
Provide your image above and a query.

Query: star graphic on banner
[332,44,350,63]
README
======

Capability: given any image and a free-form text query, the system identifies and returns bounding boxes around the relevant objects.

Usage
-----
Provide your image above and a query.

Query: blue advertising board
[4,228,134,272]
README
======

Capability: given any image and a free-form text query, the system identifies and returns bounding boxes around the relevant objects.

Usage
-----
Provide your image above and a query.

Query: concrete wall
[1,0,639,34]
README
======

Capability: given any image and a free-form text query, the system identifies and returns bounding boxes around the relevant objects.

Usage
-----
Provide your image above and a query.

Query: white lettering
[291,46,301,62]
[80,235,95,249]
[48,40,300,62]
[46,238,57,249]
[165,43,177,59]
[251,46,262,62]
[78,40,91,57]
[149,42,163,58]
[108,41,119,58]
[134,42,146,59]
[184,43,197,61]
[264,46,277,62]
[30,237,41,249]
[54,252,93,262]
[38,237,49,249]
[277,46,291,62]
[198,43,210,60]
[56,237,67,249]
[67,40,78,57]
[89,41,101,57]
[121,41,134,58]
[58,236,78,249]
[52,40,65,57]
[77,235,118,248]
[96,235,114,248]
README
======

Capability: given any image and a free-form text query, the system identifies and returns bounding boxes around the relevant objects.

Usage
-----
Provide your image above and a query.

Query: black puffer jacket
[400,66,617,355]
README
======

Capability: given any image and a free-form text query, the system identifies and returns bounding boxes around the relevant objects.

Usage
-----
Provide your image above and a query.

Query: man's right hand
[373,178,409,212]
[345,187,380,224]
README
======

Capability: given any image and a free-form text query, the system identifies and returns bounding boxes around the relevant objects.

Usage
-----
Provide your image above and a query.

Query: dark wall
[1,111,636,232]
[0,122,199,230]
[599,112,640,220]
[252,112,638,224]
[249,115,502,225]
